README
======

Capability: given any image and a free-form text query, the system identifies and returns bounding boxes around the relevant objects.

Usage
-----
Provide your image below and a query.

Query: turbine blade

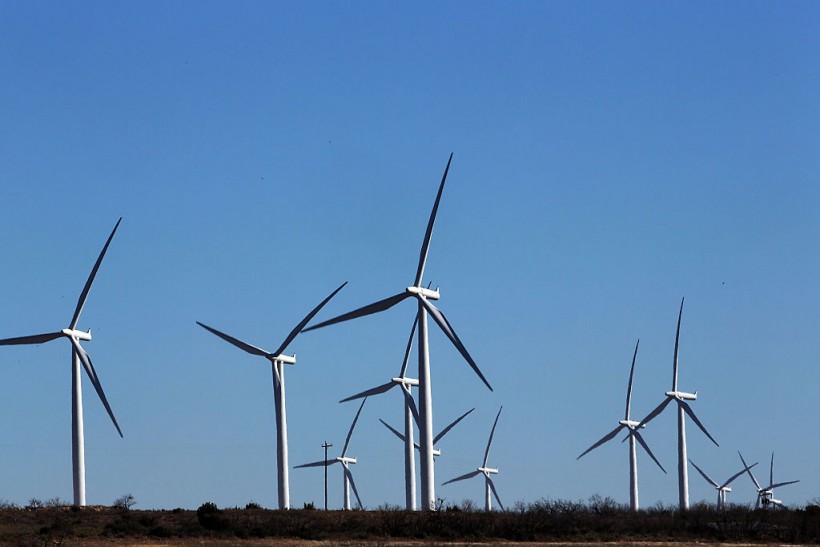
[625,339,639,420]
[679,400,719,446]
[70,338,123,437]
[340,382,394,403]
[398,313,420,378]
[414,153,453,287]
[488,477,504,511]
[442,469,481,485]
[688,458,719,488]
[738,451,762,490]
[418,298,492,391]
[768,479,799,490]
[342,397,366,457]
[483,406,503,468]
[672,297,684,391]
[272,281,347,357]
[70,218,121,330]
[344,466,364,510]
[769,452,774,491]
[379,418,406,442]
[637,396,673,428]
[401,384,419,425]
[302,292,411,332]
[434,407,475,445]
[577,425,625,460]
[196,322,271,357]
[634,430,666,474]
[294,459,336,469]
[0,331,63,346]
[722,462,757,489]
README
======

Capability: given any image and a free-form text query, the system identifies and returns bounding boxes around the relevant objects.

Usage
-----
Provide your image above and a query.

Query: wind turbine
[380,406,474,461]
[442,406,504,512]
[196,281,346,510]
[577,339,666,511]
[638,298,718,509]
[340,314,420,510]
[689,459,757,510]
[303,154,491,511]
[0,218,123,507]
[738,451,800,509]
[295,397,367,510]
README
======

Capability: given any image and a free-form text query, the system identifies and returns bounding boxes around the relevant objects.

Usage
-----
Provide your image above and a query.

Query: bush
[197,502,229,531]
[114,493,136,510]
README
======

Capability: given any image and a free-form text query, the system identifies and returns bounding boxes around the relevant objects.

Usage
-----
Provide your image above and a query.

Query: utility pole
[322,441,332,511]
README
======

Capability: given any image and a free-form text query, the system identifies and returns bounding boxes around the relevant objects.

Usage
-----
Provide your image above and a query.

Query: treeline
[1,496,819,544]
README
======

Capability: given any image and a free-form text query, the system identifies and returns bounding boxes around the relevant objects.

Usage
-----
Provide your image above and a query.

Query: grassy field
[2,499,818,545]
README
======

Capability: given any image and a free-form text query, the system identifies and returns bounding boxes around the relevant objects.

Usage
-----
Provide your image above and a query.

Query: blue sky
[0,2,818,510]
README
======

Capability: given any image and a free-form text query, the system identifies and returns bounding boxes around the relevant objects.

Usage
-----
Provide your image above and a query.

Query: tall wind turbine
[196,281,346,510]
[689,459,757,510]
[442,406,504,512]
[577,339,666,511]
[296,397,367,510]
[738,451,799,509]
[340,314,420,510]
[638,298,718,509]
[303,154,491,511]
[0,218,123,506]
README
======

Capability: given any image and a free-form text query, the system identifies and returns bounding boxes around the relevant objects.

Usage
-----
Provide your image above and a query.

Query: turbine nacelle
[666,390,697,401]
[618,419,644,429]
[392,377,419,387]
[478,466,498,475]
[337,456,357,465]
[61,328,92,341]
[270,354,296,365]
[405,285,440,300]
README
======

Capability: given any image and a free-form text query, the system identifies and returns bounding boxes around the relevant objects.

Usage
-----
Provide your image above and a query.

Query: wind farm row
[0,155,803,512]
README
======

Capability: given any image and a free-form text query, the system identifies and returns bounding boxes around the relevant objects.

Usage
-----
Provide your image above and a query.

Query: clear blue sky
[1,2,818,510]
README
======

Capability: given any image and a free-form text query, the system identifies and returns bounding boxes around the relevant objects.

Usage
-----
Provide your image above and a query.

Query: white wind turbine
[442,406,504,512]
[303,154,491,511]
[296,397,368,510]
[340,314,421,510]
[738,451,800,509]
[638,298,719,510]
[577,339,666,511]
[0,218,123,507]
[196,281,346,510]
[379,406,475,468]
[689,459,757,510]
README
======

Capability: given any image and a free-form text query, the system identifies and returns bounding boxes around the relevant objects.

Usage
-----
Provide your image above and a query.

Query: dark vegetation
[0,496,818,545]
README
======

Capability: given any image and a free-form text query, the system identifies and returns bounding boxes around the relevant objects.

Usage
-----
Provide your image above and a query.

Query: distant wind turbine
[196,281,346,510]
[380,406,474,460]
[638,298,718,509]
[442,406,504,512]
[577,339,666,511]
[296,397,368,510]
[738,451,799,509]
[340,314,420,510]
[304,154,491,511]
[0,219,124,506]
[689,458,757,510]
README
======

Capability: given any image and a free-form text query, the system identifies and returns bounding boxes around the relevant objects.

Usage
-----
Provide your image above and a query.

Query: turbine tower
[638,298,718,509]
[196,281,346,510]
[0,218,123,506]
[738,451,799,509]
[442,406,504,512]
[304,154,491,511]
[296,398,367,510]
[689,459,757,510]
[340,314,421,510]
[577,339,666,511]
